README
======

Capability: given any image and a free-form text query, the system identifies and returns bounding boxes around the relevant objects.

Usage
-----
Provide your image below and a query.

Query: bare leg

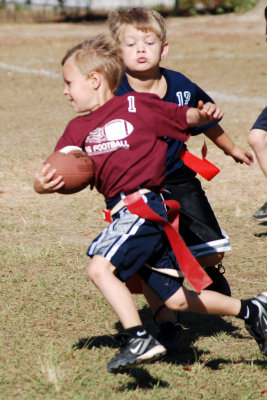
[142,252,224,324]
[87,255,142,329]
[165,286,241,316]
[197,252,224,268]
[248,129,267,176]
[141,280,177,323]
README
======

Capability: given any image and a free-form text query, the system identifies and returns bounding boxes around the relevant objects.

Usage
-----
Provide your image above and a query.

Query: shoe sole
[107,344,167,373]
[205,266,231,297]
[253,215,267,221]
[246,294,267,356]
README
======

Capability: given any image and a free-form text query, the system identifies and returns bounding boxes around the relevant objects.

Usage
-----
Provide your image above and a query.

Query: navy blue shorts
[251,107,267,131]
[87,191,183,302]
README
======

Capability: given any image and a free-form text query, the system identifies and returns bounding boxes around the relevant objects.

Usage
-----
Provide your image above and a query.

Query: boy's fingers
[45,168,57,182]
[45,174,63,188]
[41,175,64,192]
[198,100,204,109]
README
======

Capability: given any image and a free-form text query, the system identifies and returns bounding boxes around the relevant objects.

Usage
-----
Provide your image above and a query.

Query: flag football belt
[179,147,220,181]
[103,189,212,292]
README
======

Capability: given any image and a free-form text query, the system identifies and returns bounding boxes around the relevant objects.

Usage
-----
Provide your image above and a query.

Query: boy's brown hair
[62,33,124,94]
[107,7,167,44]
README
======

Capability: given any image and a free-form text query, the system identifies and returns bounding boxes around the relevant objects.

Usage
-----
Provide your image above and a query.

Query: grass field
[0,2,267,399]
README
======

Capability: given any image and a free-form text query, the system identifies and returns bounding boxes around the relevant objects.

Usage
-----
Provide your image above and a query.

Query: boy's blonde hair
[62,33,124,94]
[107,7,166,45]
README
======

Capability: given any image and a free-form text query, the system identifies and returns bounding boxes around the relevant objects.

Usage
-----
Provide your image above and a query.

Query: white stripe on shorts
[189,236,231,258]
[88,209,145,260]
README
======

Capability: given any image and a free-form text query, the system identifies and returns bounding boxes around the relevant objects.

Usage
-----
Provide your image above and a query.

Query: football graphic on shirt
[86,119,134,143]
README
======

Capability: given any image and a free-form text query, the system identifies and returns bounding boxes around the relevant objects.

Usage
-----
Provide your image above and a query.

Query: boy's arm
[204,124,254,165]
[248,128,267,175]
[34,163,64,194]
[186,100,223,128]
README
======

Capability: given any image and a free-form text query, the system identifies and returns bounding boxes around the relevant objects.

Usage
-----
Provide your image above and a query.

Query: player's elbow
[248,129,267,151]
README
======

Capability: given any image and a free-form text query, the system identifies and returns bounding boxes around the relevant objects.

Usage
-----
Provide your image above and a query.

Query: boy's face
[120,25,168,74]
[62,58,97,113]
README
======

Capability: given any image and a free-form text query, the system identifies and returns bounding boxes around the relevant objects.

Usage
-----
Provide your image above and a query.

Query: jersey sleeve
[54,118,86,151]
[148,95,190,141]
[251,107,267,131]
[189,83,221,136]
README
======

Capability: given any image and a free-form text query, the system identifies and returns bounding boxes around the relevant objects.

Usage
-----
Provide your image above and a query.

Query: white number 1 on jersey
[127,96,136,113]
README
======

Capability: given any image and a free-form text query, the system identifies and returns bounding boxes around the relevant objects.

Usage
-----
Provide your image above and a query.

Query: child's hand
[198,100,224,122]
[33,163,64,194]
[224,145,254,165]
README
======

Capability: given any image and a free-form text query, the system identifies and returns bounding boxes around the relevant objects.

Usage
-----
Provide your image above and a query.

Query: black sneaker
[245,293,267,356]
[107,332,166,373]
[253,202,267,221]
[156,322,183,354]
[205,263,231,296]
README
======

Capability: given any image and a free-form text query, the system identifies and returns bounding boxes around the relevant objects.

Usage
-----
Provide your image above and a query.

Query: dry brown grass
[0,4,267,399]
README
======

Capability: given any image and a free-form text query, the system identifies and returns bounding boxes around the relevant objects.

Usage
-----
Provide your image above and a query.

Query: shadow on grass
[161,311,242,366]
[115,367,170,391]
[205,358,267,370]
[254,220,267,237]
[73,334,117,350]
[72,305,266,390]
[73,305,243,364]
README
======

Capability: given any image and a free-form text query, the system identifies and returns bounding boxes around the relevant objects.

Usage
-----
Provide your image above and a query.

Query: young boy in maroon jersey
[34,34,267,373]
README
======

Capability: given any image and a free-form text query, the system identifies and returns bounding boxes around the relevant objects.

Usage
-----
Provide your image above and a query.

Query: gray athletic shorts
[87,191,183,302]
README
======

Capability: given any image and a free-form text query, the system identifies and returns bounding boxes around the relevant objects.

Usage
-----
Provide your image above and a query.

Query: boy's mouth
[137,57,147,63]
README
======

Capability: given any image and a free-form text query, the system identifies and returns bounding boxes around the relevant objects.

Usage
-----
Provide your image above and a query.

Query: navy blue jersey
[251,107,267,131]
[116,68,218,174]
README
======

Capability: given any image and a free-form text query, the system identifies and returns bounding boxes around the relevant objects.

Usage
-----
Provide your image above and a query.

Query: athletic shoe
[205,263,231,296]
[245,293,267,356]
[107,332,166,373]
[156,321,183,354]
[253,202,267,221]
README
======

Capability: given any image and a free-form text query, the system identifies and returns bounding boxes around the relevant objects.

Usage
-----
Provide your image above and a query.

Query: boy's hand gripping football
[33,163,64,194]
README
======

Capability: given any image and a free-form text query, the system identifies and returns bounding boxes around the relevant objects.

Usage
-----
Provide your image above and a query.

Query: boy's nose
[136,42,145,53]
[137,47,145,53]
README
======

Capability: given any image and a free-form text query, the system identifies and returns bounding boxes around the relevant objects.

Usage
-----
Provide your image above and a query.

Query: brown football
[44,146,95,194]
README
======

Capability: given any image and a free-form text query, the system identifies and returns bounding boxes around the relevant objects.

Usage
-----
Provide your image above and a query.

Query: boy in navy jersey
[107,7,254,350]
[248,8,267,220]
[34,34,267,373]
[248,107,267,220]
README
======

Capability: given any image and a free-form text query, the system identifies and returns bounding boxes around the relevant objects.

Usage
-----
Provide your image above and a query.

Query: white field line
[1,60,266,106]
[0,61,60,78]
[168,53,266,60]
[208,91,266,106]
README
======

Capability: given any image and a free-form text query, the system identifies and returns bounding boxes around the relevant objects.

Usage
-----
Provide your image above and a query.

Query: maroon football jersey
[55,92,189,199]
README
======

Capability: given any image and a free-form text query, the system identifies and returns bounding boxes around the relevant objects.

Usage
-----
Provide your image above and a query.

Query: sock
[124,325,149,338]
[236,299,259,324]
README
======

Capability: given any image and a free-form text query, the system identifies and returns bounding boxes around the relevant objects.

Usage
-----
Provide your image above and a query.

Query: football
[44,146,95,194]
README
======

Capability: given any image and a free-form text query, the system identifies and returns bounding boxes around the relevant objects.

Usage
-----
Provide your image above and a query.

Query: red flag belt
[122,191,212,292]
[180,148,220,181]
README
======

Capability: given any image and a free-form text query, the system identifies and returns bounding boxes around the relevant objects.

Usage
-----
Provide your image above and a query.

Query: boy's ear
[160,41,169,61]
[88,71,101,90]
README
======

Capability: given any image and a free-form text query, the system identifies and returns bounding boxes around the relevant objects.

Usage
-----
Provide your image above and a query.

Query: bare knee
[87,262,98,281]
[164,287,188,311]
[197,252,224,268]
[87,255,113,284]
